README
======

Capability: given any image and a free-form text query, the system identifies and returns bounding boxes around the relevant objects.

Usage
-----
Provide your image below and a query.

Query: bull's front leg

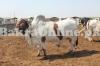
[37,48,47,57]
[41,36,47,57]
[69,36,78,53]
[37,36,47,57]
[37,49,41,56]
[42,49,47,57]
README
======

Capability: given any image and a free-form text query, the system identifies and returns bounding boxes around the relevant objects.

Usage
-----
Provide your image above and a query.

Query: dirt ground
[0,36,100,66]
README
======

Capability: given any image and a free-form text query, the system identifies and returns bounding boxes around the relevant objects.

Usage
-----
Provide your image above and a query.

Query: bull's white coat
[29,15,79,56]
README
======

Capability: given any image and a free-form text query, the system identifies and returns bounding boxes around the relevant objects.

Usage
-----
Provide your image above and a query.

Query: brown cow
[16,19,29,35]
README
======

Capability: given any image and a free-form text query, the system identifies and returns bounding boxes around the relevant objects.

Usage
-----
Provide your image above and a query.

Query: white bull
[85,19,100,41]
[28,15,80,57]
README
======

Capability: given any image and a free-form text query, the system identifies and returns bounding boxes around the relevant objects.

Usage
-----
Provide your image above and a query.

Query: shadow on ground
[41,50,100,61]
[93,40,100,42]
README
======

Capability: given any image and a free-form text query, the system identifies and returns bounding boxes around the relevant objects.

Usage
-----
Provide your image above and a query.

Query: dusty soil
[0,36,100,66]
